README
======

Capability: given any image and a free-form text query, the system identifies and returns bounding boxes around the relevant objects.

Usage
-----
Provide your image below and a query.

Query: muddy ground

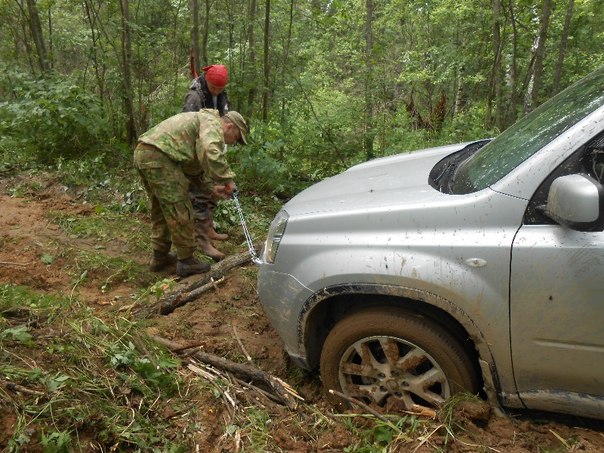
[1,175,604,452]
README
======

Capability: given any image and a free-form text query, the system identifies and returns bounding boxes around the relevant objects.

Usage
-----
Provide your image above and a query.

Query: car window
[450,66,604,194]
[524,130,604,225]
[583,136,604,184]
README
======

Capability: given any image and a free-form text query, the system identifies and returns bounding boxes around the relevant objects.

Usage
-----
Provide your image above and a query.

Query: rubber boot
[150,251,177,272]
[176,257,210,277]
[196,219,226,261]
[197,233,226,261]
[204,217,229,241]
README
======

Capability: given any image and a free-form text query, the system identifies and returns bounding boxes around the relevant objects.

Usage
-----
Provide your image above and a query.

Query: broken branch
[152,335,301,410]
[134,249,254,318]
[232,323,253,363]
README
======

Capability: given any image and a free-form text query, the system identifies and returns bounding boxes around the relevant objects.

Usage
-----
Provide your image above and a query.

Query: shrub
[0,66,110,163]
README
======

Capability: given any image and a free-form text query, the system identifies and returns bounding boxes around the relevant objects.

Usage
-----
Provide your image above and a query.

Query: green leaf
[373,425,393,444]
[41,430,72,452]
[41,254,54,265]
[1,326,34,345]
[47,373,70,392]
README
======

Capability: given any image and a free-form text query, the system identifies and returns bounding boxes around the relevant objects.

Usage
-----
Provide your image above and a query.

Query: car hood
[283,142,473,217]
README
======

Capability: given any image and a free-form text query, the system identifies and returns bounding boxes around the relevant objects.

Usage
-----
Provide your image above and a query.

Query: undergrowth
[0,282,442,453]
[0,284,195,452]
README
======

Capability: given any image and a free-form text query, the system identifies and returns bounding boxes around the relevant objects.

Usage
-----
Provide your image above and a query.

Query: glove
[211,182,237,200]
[224,180,237,196]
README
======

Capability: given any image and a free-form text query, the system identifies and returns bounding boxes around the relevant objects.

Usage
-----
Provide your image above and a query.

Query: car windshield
[450,66,604,194]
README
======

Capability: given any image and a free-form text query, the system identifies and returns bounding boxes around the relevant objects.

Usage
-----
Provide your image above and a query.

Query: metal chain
[231,191,261,264]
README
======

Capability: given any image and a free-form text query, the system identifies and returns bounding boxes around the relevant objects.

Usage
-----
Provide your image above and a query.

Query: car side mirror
[545,174,604,232]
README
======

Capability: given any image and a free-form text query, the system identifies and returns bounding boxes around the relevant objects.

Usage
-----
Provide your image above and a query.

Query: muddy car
[256,66,604,420]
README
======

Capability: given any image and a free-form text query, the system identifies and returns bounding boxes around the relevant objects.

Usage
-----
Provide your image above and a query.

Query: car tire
[320,306,479,410]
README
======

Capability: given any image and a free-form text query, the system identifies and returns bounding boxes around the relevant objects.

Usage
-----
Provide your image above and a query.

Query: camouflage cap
[224,111,248,145]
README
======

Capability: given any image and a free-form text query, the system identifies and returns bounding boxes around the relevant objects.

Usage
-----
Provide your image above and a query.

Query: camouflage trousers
[133,143,196,260]
[189,179,214,222]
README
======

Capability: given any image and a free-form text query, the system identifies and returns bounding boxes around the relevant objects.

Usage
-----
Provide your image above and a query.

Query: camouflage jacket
[137,109,235,183]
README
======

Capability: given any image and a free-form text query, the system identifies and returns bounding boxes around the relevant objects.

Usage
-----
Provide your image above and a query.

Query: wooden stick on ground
[134,248,255,318]
[329,389,398,426]
[330,388,436,421]
[158,276,226,315]
[151,335,302,410]
[232,323,253,363]
[1,379,46,397]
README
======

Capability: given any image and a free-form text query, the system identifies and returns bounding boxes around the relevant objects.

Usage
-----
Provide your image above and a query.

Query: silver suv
[257,67,604,420]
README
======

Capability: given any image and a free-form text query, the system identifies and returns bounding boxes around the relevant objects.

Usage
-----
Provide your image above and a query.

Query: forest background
[1,0,603,199]
[1,1,604,451]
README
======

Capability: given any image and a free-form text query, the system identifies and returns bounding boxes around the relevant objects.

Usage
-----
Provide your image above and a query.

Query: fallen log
[158,276,226,315]
[134,248,255,318]
[151,335,302,410]
[1,379,46,397]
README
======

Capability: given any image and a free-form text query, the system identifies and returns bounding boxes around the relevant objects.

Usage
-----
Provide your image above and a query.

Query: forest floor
[1,171,604,452]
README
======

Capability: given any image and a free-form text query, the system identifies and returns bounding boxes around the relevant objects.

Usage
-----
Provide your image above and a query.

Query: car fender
[294,239,516,403]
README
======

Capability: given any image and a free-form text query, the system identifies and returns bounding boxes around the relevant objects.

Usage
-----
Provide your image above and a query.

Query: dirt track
[1,180,604,452]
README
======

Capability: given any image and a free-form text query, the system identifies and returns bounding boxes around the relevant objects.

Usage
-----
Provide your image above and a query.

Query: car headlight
[265,210,289,264]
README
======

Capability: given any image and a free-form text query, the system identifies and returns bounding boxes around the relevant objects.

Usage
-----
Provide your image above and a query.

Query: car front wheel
[319,307,479,410]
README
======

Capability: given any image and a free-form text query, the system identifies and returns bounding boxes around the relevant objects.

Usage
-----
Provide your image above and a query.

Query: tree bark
[279,0,294,129]
[14,0,37,74]
[486,0,502,129]
[190,0,200,71]
[46,6,53,69]
[201,0,210,65]
[83,0,104,102]
[225,0,234,74]
[505,0,520,126]
[364,0,375,161]
[247,0,257,110]
[552,0,574,95]
[262,0,270,121]
[119,0,137,145]
[25,0,50,72]
[529,0,552,111]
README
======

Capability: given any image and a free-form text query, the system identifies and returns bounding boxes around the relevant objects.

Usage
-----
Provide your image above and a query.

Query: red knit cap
[202,65,228,88]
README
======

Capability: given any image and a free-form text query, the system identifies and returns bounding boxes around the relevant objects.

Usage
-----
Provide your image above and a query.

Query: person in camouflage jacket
[133,109,248,277]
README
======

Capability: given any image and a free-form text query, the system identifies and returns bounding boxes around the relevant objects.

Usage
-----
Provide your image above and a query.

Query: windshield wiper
[429,140,490,193]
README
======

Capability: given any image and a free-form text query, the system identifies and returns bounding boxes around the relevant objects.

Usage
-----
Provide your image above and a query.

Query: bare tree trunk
[552,0,574,95]
[505,0,520,126]
[201,0,210,65]
[226,0,234,73]
[454,68,464,116]
[83,0,104,102]
[280,0,294,129]
[529,0,552,111]
[522,52,537,114]
[247,0,257,110]
[25,0,50,72]
[190,0,200,72]
[119,0,137,145]
[364,0,374,161]
[46,6,53,69]
[453,26,464,116]
[163,0,184,131]
[14,0,37,74]
[486,0,502,129]
[262,0,270,121]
